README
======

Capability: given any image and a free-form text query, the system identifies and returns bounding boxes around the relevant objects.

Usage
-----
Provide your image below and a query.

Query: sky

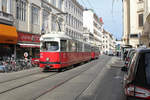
[77,0,123,40]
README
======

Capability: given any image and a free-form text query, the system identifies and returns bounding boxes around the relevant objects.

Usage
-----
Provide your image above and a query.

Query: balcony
[0,11,14,25]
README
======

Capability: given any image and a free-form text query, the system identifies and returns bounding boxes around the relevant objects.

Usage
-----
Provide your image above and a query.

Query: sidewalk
[110,56,124,68]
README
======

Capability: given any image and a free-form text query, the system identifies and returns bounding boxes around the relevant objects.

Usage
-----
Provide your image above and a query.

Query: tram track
[0,58,103,100]
[34,56,111,100]
[0,72,58,94]
[0,60,95,95]
[75,56,111,100]
[0,71,42,84]
[32,59,102,100]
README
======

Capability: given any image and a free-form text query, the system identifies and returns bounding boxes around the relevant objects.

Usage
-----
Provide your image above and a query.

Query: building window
[66,14,68,24]
[65,0,68,8]
[69,1,71,10]
[66,28,68,35]
[42,10,49,32]
[16,0,27,21]
[130,34,139,38]
[31,5,39,25]
[58,0,62,10]
[58,18,63,31]
[138,13,143,27]
[69,14,71,25]
[138,0,143,2]
[51,0,56,6]
[51,15,57,31]
[2,0,7,12]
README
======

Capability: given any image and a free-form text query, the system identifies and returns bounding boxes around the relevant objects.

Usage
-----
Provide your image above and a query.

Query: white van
[108,50,113,56]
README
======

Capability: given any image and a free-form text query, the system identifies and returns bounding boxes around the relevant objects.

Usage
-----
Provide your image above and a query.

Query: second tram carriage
[40,32,100,71]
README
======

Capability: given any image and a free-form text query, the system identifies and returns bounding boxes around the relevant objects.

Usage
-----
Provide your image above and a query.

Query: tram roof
[41,32,72,40]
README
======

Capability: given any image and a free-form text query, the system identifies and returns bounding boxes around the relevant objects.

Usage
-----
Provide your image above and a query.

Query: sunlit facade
[64,0,84,41]
[83,9,103,49]
[123,0,145,48]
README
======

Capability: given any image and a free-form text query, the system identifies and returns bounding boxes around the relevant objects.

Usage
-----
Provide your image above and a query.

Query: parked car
[123,48,150,100]
[0,65,5,72]
[121,49,135,71]
[121,45,132,60]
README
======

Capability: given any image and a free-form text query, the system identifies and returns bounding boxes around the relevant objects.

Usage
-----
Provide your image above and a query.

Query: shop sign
[18,32,40,43]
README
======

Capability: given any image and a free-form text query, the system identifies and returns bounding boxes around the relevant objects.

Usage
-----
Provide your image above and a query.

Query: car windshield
[135,53,150,85]
[145,53,150,85]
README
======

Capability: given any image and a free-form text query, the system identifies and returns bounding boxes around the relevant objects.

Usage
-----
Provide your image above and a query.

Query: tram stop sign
[24,52,28,58]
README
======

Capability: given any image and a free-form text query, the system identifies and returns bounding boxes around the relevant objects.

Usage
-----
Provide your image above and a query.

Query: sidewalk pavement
[110,56,125,68]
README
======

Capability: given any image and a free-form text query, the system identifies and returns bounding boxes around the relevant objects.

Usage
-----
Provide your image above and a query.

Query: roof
[136,48,150,53]
[40,32,72,40]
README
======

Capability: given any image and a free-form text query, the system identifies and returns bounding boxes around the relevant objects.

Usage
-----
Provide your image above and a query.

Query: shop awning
[18,43,40,48]
[0,24,18,44]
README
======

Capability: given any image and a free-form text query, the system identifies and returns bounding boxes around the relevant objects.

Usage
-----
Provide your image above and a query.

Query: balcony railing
[0,11,14,25]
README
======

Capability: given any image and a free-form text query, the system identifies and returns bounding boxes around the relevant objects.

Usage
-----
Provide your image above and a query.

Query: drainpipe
[127,0,130,45]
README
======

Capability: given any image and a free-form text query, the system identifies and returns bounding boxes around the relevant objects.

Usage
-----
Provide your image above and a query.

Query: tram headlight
[46,57,50,62]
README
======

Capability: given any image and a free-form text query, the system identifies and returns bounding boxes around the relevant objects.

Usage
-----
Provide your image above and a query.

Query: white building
[102,29,116,54]
[83,9,103,49]
[64,0,84,41]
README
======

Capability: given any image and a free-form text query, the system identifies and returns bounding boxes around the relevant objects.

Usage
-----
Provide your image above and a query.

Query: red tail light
[125,85,150,99]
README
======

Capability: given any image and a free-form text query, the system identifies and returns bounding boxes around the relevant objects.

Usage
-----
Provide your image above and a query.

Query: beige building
[143,0,150,47]
[0,0,65,58]
[123,0,145,48]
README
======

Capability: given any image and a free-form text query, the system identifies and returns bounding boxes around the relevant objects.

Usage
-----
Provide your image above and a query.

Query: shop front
[17,32,40,59]
[0,24,18,60]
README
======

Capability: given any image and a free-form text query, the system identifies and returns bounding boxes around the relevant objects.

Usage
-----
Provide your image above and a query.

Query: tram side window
[61,40,67,52]
[72,42,76,52]
[78,42,82,52]
[68,40,77,52]
[84,44,91,52]
[68,40,72,52]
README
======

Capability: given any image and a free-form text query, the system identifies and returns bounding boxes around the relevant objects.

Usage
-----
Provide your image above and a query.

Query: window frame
[16,0,27,21]
[31,5,40,25]
[138,13,144,27]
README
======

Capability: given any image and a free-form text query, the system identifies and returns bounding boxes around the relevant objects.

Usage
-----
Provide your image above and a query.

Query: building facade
[0,0,65,59]
[102,29,116,54]
[64,0,84,41]
[0,0,18,59]
[142,0,150,47]
[123,0,146,48]
[83,9,103,49]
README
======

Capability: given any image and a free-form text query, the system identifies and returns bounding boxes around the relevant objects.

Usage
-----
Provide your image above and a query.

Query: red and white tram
[91,46,100,60]
[40,32,99,71]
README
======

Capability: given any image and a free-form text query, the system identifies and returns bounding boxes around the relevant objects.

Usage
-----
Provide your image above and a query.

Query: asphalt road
[0,55,126,100]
